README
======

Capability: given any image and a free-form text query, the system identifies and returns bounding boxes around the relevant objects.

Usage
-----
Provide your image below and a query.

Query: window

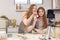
[30,0,42,4]
[15,0,43,12]
[15,0,28,4]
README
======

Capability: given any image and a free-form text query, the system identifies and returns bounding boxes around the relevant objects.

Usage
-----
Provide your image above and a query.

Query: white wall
[0,0,52,25]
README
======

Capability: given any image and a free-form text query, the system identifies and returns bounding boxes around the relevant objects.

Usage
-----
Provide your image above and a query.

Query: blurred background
[0,0,60,40]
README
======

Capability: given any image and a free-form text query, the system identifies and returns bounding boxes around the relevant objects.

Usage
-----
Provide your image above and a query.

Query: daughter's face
[38,9,44,17]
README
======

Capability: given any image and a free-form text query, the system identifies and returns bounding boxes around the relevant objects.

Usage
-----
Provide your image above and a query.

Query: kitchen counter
[0,26,60,40]
[6,33,60,40]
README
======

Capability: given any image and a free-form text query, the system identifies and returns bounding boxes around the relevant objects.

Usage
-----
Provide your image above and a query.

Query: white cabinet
[7,27,18,33]
[53,0,60,9]
[0,18,7,33]
[0,18,7,29]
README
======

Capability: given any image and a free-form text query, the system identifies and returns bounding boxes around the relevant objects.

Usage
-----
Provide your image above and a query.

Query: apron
[18,18,34,33]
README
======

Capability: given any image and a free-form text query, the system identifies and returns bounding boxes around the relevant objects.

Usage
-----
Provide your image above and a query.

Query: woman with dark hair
[34,7,48,34]
[18,4,37,33]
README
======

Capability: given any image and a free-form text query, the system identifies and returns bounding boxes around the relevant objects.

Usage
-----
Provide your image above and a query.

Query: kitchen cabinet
[53,0,60,9]
[7,27,18,33]
[0,18,7,33]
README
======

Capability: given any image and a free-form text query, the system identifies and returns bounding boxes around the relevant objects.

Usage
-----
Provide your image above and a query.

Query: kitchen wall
[0,0,53,25]
[55,11,60,21]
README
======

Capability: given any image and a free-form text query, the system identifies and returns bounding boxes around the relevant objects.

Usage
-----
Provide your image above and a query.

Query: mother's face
[32,6,37,12]
[38,9,44,17]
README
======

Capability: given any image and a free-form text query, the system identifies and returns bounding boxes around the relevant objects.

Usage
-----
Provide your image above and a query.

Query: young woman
[18,4,37,33]
[34,7,48,34]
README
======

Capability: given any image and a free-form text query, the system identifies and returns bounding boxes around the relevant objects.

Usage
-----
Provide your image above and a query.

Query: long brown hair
[23,4,36,31]
[26,4,36,19]
[37,7,48,28]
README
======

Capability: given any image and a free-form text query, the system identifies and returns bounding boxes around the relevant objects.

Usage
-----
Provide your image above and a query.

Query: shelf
[53,9,60,11]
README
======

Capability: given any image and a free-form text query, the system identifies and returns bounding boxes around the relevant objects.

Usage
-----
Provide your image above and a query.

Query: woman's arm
[33,28,47,34]
[27,16,37,32]
[21,11,37,32]
[22,12,35,26]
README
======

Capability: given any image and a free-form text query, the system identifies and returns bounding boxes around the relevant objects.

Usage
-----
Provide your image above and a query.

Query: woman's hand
[33,12,37,16]
[34,29,47,34]
[34,29,42,34]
